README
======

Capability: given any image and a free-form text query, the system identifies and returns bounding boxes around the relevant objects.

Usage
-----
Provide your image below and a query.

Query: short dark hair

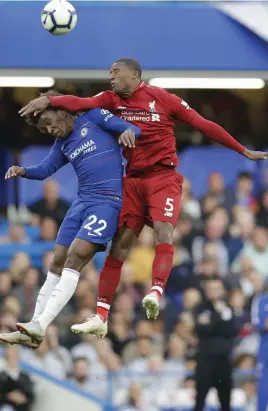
[40,89,64,97]
[24,89,64,128]
[238,171,253,180]
[114,58,142,78]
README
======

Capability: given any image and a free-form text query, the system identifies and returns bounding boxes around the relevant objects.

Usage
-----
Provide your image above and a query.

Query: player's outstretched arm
[189,112,268,161]
[19,141,68,181]
[168,93,268,161]
[19,91,114,117]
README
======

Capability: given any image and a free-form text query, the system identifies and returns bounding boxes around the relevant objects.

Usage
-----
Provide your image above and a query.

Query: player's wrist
[20,167,26,177]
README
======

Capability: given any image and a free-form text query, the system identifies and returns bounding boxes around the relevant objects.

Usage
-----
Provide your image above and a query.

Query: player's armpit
[49,91,115,113]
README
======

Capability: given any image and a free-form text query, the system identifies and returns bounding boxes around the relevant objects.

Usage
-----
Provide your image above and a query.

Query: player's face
[110,62,138,96]
[38,111,71,138]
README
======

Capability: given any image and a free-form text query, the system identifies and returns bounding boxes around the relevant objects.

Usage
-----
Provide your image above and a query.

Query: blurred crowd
[1,166,268,410]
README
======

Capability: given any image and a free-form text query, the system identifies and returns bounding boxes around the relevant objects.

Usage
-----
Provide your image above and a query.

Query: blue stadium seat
[0,242,54,271]
[19,146,78,205]
[177,147,256,198]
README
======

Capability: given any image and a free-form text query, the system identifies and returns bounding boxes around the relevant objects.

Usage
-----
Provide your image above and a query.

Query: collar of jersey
[134,81,145,93]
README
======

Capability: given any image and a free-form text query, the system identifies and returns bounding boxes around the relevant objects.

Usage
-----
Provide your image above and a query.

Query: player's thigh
[76,200,121,252]
[109,225,138,260]
[56,200,83,248]
[147,170,183,227]
[118,176,146,237]
[49,244,69,275]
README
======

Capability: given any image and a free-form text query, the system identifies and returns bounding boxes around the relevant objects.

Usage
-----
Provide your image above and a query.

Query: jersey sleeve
[85,108,141,137]
[49,91,115,113]
[164,92,246,155]
[251,295,268,331]
[23,140,68,180]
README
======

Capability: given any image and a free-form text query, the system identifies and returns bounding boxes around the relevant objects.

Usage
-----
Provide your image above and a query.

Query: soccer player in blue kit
[251,292,268,411]
[0,99,140,349]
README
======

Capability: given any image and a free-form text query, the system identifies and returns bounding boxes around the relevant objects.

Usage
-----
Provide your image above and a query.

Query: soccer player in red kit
[20,58,268,337]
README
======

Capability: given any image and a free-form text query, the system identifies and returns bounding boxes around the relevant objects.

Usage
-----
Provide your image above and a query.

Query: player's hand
[243,149,268,161]
[5,166,26,180]
[19,96,50,117]
[118,129,136,148]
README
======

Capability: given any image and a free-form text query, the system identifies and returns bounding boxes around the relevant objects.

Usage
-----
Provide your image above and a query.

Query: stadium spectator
[69,357,107,398]
[232,226,268,278]
[164,335,186,388]
[235,172,256,212]
[181,177,201,220]
[71,329,101,365]
[202,172,235,212]
[39,217,57,241]
[122,320,163,364]
[128,227,154,284]
[127,337,154,372]
[21,326,71,380]
[12,268,40,322]
[29,179,70,228]
[119,382,157,411]
[192,209,230,276]
[9,253,30,285]
[256,190,268,228]
[3,296,21,319]
[0,272,12,308]
[0,224,29,244]
[108,312,131,357]
[0,345,34,411]
[194,277,239,411]
[239,378,257,411]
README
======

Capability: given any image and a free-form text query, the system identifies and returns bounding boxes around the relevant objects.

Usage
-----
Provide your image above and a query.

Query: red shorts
[118,167,183,236]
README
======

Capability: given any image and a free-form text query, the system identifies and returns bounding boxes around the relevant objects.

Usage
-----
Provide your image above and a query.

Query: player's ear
[133,70,139,80]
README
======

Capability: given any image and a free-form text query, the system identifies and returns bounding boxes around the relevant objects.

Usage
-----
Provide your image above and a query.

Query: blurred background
[1,0,268,410]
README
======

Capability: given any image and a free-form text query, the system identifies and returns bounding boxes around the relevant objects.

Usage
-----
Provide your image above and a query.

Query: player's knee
[49,256,65,276]
[65,248,89,272]
[153,221,174,245]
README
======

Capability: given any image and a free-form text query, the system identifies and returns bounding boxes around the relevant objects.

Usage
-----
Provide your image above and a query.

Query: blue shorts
[56,197,122,250]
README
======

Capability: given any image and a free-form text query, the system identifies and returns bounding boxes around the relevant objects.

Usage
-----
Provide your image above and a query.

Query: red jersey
[49,82,245,175]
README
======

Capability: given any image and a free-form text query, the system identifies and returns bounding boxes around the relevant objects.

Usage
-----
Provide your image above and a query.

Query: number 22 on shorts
[164,198,174,217]
[83,215,107,236]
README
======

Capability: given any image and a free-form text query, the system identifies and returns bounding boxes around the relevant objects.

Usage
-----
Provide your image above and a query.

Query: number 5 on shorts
[84,215,107,236]
[164,198,174,217]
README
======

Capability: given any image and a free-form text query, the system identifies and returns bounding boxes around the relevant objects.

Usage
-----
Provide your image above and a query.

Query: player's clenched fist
[118,129,136,148]
[5,166,26,180]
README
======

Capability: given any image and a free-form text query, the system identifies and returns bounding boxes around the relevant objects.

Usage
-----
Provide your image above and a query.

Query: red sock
[97,256,123,321]
[151,243,174,298]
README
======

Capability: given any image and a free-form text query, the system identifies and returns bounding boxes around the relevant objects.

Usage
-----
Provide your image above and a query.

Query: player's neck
[120,80,141,99]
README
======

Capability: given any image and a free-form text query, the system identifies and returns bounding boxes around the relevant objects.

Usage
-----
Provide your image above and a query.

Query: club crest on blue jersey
[81,127,88,137]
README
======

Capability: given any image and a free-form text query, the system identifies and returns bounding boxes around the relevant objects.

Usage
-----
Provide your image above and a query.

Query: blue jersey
[251,293,268,365]
[24,108,141,201]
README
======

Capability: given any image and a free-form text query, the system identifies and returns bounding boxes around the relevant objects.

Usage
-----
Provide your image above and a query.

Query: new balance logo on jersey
[70,140,96,159]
